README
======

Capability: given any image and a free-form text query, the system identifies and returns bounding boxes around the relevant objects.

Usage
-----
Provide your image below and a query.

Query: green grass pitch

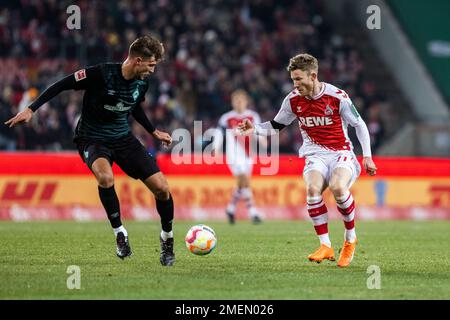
[0,220,449,299]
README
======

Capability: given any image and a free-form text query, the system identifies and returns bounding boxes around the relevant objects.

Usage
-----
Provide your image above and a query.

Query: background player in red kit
[214,89,263,224]
[238,53,377,267]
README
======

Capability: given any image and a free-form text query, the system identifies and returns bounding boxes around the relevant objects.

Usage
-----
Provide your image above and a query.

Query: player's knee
[306,185,322,197]
[96,172,114,188]
[329,182,347,197]
[238,178,249,188]
[153,185,170,200]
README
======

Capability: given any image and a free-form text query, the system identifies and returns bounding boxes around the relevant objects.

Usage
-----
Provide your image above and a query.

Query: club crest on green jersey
[133,88,139,101]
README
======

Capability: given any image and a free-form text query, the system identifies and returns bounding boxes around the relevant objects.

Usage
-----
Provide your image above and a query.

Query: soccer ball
[185,224,217,255]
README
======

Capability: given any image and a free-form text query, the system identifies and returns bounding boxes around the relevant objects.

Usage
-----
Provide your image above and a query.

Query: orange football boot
[307,244,335,263]
[337,239,358,268]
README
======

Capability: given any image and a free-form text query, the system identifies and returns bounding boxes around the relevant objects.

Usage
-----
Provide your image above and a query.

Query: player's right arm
[4,66,102,128]
[339,98,377,176]
[238,94,297,136]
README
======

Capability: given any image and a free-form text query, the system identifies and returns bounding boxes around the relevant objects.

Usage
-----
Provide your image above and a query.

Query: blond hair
[287,53,318,74]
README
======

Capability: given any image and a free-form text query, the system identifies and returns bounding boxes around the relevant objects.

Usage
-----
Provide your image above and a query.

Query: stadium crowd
[0,0,386,154]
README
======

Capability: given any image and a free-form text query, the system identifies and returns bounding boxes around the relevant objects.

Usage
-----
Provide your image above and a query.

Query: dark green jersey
[30,62,156,141]
[74,63,149,140]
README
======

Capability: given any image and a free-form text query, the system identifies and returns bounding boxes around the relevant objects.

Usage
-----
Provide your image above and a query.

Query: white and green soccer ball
[185,224,217,255]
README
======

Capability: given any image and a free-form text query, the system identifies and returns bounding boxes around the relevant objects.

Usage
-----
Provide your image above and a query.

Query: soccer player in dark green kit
[5,35,176,266]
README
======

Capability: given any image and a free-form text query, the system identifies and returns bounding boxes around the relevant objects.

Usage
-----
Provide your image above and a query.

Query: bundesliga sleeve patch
[74,69,87,81]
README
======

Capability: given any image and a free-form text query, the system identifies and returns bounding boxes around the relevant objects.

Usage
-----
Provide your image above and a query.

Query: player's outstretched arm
[237,119,255,135]
[4,107,34,127]
[3,77,71,128]
[238,119,286,136]
[4,67,100,128]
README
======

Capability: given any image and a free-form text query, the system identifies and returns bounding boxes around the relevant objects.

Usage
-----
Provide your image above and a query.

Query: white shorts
[227,158,253,176]
[302,152,361,187]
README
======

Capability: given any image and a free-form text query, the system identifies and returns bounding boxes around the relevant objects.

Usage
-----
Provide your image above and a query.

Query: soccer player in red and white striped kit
[238,53,377,267]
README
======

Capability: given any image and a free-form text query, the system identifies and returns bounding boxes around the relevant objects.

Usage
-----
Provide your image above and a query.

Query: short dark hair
[129,35,164,61]
[287,53,318,74]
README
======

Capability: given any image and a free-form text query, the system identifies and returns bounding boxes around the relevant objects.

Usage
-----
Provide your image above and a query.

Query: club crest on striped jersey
[324,104,333,116]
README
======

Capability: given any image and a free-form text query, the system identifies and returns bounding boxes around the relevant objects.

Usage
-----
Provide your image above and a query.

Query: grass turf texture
[0,220,449,299]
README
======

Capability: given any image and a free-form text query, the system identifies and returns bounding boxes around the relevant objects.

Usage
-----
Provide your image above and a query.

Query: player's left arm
[131,103,172,146]
[340,99,377,176]
[238,95,296,136]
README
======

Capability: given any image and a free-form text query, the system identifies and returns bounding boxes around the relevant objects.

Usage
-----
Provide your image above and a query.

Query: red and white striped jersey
[218,109,261,158]
[273,82,365,157]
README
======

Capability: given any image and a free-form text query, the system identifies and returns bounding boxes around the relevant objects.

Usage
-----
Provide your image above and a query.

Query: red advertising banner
[0,152,449,221]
